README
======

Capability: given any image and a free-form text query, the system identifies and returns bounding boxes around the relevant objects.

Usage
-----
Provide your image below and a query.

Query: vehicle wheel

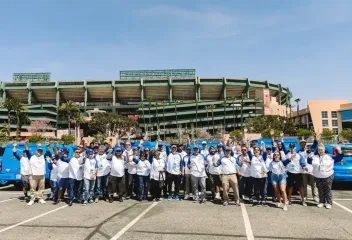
[14,182,23,191]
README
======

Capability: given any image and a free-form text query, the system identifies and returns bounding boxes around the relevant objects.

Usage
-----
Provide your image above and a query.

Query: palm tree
[147,96,153,133]
[59,100,80,135]
[72,113,86,145]
[295,98,301,128]
[222,99,227,131]
[3,98,28,138]
[2,98,15,135]
[139,103,146,134]
[240,94,245,130]
[205,106,210,130]
[209,105,216,134]
[284,101,289,117]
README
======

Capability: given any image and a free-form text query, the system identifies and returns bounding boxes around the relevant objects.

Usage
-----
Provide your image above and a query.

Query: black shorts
[210,174,222,187]
[287,172,302,187]
[21,174,30,190]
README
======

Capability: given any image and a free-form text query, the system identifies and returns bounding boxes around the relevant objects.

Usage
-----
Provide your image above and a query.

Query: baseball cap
[171,145,177,149]
[115,147,122,151]
[186,147,191,150]
[193,145,199,149]
[266,147,272,151]
[225,147,232,151]
[61,147,69,153]
[202,141,207,144]
[300,140,307,143]
[217,143,223,147]
[87,150,94,155]
[177,144,183,147]
[158,143,163,146]
[132,146,138,150]
[144,148,150,151]
[289,143,296,148]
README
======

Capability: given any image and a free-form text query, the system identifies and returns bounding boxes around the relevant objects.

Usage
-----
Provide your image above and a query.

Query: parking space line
[0,205,68,233]
[334,199,352,201]
[0,198,15,204]
[240,203,255,240]
[110,202,158,240]
[0,185,14,190]
[333,201,352,214]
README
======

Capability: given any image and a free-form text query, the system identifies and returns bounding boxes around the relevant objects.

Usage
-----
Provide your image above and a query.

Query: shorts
[286,172,302,188]
[58,178,69,190]
[271,173,287,185]
[209,174,222,187]
[21,175,30,190]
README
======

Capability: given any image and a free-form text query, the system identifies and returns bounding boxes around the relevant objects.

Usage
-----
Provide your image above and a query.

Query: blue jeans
[138,175,149,200]
[68,178,83,202]
[95,175,109,198]
[50,180,58,201]
[84,178,95,201]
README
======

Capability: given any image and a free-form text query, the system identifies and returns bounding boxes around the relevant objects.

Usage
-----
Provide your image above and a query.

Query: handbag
[158,172,165,188]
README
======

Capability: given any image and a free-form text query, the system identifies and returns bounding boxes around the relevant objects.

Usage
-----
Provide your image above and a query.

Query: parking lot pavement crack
[84,203,138,240]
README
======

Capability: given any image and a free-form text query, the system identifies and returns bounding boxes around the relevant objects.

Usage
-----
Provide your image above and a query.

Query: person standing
[106,148,125,203]
[130,152,151,201]
[95,146,111,202]
[307,144,343,209]
[125,147,139,199]
[200,141,209,158]
[237,146,253,202]
[82,150,98,206]
[213,147,240,206]
[54,147,71,204]
[188,146,207,203]
[68,149,84,206]
[25,142,46,206]
[251,146,269,206]
[48,155,58,202]
[13,142,30,201]
[166,145,183,201]
[182,147,193,200]
[205,146,222,200]
[150,151,166,201]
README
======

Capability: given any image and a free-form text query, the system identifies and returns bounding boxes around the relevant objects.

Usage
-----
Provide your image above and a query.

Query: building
[0,75,292,137]
[291,100,350,136]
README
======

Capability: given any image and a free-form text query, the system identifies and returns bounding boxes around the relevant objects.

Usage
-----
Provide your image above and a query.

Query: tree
[0,123,10,144]
[230,129,243,141]
[2,98,15,134]
[195,128,211,139]
[59,100,80,135]
[27,134,43,143]
[245,115,296,135]
[340,129,352,142]
[28,120,50,135]
[297,128,312,140]
[88,112,139,138]
[261,128,281,138]
[321,128,335,141]
[294,98,301,128]
[72,113,86,144]
[147,96,153,133]
[12,101,28,139]
[61,134,75,145]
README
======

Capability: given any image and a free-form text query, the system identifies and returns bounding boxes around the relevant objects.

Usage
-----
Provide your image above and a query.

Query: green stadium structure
[0,77,292,136]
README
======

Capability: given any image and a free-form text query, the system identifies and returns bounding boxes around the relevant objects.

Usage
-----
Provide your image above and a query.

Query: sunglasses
[116,150,122,152]
[74,151,80,154]
[241,149,247,151]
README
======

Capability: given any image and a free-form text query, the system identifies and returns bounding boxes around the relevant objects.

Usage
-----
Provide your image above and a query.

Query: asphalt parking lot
[0,184,352,240]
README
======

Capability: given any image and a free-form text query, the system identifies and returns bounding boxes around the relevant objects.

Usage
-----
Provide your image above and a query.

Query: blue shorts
[58,178,69,190]
[271,173,287,185]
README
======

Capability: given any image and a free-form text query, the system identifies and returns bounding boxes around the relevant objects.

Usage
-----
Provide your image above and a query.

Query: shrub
[61,134,75,145]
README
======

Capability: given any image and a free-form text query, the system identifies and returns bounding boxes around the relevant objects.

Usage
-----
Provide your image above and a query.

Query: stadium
[0,69,292,137]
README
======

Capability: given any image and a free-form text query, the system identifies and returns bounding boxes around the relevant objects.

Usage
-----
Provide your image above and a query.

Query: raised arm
[24,140,33,160]
[12,142,21,160]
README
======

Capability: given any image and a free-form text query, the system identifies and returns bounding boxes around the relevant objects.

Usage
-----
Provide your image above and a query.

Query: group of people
[13,132,344,211]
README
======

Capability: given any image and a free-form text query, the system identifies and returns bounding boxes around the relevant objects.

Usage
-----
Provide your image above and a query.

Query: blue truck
[324,144,352,182]
[0,143,76,189]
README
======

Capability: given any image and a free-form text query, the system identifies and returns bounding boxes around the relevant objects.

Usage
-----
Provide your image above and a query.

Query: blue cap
[144,148,150,151]
[61,147,69,153]
[115,147,122,151]
[158,143,163,146]
[225,147,232,151]
[87,150,94,155]
[193,145,199,149]
[132,146,138,150]
[217,143,223,147]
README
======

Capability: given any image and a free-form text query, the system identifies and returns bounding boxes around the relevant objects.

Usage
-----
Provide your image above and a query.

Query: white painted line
[110,202,158,240]
[0,205,68,233]
[0,185,14,190]
[0,198,15,204]
[333,201,352,214]
[334,199,352,201]
[240,203,255,240]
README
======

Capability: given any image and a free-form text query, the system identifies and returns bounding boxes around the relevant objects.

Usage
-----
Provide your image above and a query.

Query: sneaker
[215,192,221,200]
[119,196,123,202]
[184,194,189,200]
[53,199,61,205]
[283,205,288,211]
[89,200,94,204]
[175,195,180,201]
[109,197,113,203]
[82,201,88,206]
[288,201,292,205]
[277,202,283,208]
[95,198,99,203]
[39,199,46,204]
[193,197,199,203]
[167,195,172,201]
[68,201,73,206]
[223,201,229,206]
[125,196,130,200]
[27,200,35,206]
[153,198,159,202]
[24,196,29,201]
[325,204,332,209]
[201,198,206,203]
[301,201,307,207]
[317,203,324,208]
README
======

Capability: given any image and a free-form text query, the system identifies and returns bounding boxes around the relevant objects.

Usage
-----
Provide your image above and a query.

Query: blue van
[324,144,352,182]
[0,143,76,189]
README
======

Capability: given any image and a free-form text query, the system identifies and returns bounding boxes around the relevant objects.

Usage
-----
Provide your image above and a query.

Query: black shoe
[109,197,113,203]
[53,200,61,205]
[119,196,123,202]
[68,201,73,207]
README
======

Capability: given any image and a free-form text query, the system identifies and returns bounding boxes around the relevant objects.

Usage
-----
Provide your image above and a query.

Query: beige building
[291,100,349,135]
[255,88,290,117]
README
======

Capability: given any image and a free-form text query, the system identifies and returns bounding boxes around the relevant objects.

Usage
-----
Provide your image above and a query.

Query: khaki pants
[29,175,45,200]
[221,174,239,202]
[302,173,318,199]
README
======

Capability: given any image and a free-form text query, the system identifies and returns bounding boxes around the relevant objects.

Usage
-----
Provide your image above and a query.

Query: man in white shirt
[166,145,183,201]
[95,146,111,202]
[13,142,30,201]
[68,149,84,206]
[187,146,207,203]
[107,147,125,203]
[25,143,46,206]
[182,147,193,200]
[200,141,209,158]
[205,146,222,200]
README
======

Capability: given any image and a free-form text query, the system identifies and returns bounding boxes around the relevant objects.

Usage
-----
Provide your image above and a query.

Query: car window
[342,148,352,156]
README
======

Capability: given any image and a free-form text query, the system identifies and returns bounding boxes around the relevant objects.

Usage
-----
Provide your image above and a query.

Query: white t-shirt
[126,154,137,174]
[95,153,111,177]
[136,160,151,176]
[298,150,313,174]
[270,160,286,175]
[200,149,209,158]
[183,155,191,175]
[57,159,70,178]
[286,152,303,174]
[29,155,46,176]
[189,154,207,177]
[178,151,187,159]
[237,154,251,177]
[69,157,83,180]
[20,156,30,175]
[150,158,165,181]
[122,149,133,169]
[310,154,335,178]
[166,153,183,175]
[206,154,222,175]
[83,158,98,180]
[110,156,125,177]
[218,156,237,175]
[251,155,267,178]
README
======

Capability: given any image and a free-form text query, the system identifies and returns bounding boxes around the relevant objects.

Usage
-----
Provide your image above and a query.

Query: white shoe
[215,192,221,200]
[39,199,46,204]
[317,203,324,208]
[277,202,283,208]
[283,205,288,211]
[325,204,332,209]
[27,200,35,206]
[184,194,189,200]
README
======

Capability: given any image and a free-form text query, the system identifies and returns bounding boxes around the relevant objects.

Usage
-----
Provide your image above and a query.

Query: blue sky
[1,0,351,107]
